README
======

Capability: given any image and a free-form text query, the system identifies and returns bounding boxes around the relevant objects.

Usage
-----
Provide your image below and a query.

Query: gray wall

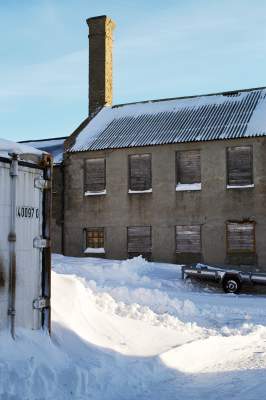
[63,137,266,270]
[51,165,63,254]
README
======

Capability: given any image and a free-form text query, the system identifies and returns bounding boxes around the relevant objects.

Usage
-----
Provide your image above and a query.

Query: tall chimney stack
[86,15,116,117]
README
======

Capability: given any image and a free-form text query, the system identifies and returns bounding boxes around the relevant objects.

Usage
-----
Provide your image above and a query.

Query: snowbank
[1,254,266,399]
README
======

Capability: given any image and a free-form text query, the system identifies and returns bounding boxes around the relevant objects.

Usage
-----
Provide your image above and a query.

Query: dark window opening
[176,150,201,185]
[176,225,201,254]
[227,222,255,253]
[129,154,152,192]
[84,158,106,193]
[127,226,152,259]
[227,146,253,187]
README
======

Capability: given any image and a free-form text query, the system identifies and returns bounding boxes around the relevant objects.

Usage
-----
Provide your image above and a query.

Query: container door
[15,165,44,330]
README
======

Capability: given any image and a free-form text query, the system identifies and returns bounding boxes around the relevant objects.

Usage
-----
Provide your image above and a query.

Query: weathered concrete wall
[63,137,266,270]
[51,165,63,254]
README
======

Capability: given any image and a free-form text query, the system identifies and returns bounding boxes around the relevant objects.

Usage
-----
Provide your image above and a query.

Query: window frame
[226,221,256,254]
[84,157,106,195]
[84,227,105,250]
[127,225,152,258]
[128,153,152,193]
[175,224,202,254]
[226,145,253,188]
[175,149,201,190]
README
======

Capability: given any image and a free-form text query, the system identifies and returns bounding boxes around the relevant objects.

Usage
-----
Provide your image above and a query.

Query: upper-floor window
[227,146,253,188]
[127,226,152,259]
[176,150,201,191]
[84,158,106,195]
[128,154,152,193]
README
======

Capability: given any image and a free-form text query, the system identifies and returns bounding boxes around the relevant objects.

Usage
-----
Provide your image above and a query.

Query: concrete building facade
[23,15,266,271]
[60,15,266,271]
[64,135,266,270]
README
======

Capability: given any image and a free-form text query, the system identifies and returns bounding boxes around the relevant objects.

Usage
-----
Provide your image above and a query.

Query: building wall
[63,137,266,271]
[51,165,63,254]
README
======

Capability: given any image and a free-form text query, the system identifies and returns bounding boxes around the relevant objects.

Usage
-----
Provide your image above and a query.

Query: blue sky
[1,0,266,141]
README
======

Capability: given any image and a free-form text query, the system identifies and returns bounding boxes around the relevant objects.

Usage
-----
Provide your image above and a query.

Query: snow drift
[1,254,266,400]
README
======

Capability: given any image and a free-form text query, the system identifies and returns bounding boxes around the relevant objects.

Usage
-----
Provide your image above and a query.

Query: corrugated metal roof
[69,87,266,153]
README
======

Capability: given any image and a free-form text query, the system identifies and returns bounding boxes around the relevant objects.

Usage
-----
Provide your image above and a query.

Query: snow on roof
[20,137,66,164]
[69,87,266,153]
[0,138,45,160]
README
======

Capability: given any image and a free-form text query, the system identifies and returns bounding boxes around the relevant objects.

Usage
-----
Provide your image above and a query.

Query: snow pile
[1,254,266,399]
[0,138,44,159]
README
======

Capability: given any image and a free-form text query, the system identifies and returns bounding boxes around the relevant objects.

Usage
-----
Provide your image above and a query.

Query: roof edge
[65,116,91,152]
[19,136,68,144]
[112,85,266,109]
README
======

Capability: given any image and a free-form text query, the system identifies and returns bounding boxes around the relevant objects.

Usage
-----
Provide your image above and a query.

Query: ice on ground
[1,254,266,400]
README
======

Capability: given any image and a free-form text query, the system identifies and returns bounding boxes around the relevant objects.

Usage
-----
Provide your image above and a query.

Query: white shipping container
[0,140,52,336]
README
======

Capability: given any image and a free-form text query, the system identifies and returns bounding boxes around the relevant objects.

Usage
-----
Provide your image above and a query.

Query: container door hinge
[34,178,51,190]
[33,297,50,310]
[33,237,51,249]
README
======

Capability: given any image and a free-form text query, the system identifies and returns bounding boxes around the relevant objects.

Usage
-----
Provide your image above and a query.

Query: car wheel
[222,275,241,294]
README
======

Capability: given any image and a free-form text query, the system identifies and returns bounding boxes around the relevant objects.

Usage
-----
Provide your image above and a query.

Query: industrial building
[25,16,266,271]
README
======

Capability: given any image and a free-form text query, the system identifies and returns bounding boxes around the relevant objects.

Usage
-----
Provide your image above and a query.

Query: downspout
[61,160,65,255]
[8,154,18,339]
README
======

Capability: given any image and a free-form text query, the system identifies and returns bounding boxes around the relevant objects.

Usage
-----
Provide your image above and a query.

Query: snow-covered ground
[1,255,266,400]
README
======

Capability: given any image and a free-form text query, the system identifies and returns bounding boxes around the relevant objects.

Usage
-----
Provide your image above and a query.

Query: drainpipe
[8,154,18,339]
[61,161,65,255]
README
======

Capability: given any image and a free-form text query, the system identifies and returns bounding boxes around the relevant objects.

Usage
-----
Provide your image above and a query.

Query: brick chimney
[86,15,116,117]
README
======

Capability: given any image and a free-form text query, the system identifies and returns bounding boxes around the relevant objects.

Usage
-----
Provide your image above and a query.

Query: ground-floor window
[227,221,255,252]
[84,227,105,256]
[80,222,257,266]
[176,225,201,253]
[175,224,202,263]
[226,221,256,265]
[127,226,152,260]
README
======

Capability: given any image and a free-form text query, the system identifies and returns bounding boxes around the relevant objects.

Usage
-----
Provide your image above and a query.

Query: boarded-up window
[127,226,152,256]
[129,154,151,191]
[85,158,105,193]
[176,225,201,253]
[86,228,104,249]
[227,146,253,186]
[227,222,255,253]
[176,150,201,184]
